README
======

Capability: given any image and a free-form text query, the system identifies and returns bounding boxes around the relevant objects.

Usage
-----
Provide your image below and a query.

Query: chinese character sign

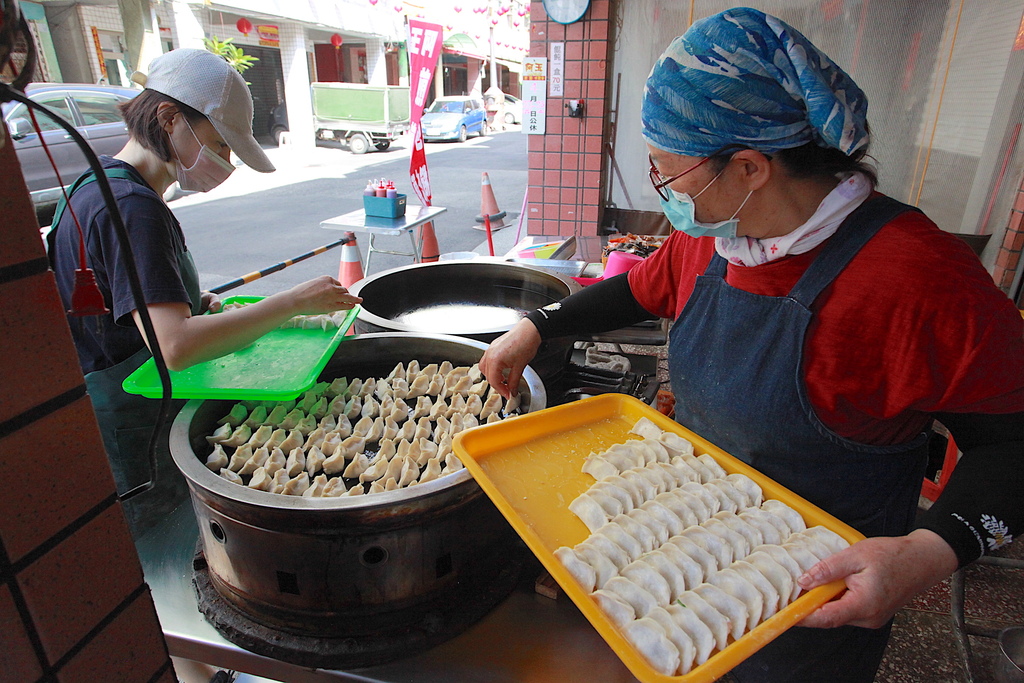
[549,42,564,97]
[521,58,547,136]
[407,20,444,207]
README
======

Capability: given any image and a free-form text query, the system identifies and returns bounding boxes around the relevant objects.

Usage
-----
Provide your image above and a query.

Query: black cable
[0,83,170,503]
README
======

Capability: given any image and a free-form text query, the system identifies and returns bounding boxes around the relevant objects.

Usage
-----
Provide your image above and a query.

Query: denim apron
[668,196,929,683]
[51,168,201,538]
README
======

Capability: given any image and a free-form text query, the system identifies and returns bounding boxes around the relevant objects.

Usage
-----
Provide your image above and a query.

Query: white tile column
[365,37,387,86]
[169,0,205,50]
[278,21,316,150]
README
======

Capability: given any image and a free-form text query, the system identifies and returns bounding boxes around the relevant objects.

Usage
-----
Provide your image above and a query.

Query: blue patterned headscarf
[642,7,869,157]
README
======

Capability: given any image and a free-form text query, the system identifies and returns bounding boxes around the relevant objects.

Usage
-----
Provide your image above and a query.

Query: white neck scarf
[715,172,873,267]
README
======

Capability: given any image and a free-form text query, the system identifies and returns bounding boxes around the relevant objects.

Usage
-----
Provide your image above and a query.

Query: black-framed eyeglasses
[647,144,754,201]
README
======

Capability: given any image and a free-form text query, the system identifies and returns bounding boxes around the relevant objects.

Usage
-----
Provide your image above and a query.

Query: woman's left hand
[797,528,959,629]
[200,291,222,314]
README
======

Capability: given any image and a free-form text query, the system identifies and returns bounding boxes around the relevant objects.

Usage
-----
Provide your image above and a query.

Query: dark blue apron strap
[788,196,921,306]
[47,167,146,263]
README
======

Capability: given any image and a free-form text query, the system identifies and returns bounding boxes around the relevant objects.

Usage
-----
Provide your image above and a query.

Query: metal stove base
[192,543,528,670]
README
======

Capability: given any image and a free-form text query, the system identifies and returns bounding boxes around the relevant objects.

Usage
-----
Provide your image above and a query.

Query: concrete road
[171,127,528,298]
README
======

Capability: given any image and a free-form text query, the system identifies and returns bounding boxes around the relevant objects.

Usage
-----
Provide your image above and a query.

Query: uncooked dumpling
[620,618,680,676]
[205,444,229,471]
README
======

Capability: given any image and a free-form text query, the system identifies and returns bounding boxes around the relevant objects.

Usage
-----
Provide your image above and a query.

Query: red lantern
[330,33,344,48]
[236,17,253,36]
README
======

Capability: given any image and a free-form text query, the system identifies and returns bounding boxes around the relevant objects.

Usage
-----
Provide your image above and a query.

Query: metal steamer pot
[169,333,546,668]
[349,261,580,380]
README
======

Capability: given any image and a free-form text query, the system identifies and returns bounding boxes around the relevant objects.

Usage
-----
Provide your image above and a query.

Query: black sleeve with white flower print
[916,411,1024,568]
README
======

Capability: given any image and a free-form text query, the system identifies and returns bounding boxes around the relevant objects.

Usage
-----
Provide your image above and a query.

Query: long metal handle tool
[210,235,354,294]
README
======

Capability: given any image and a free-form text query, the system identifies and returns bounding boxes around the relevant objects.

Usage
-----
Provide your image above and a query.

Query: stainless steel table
[137,503,639,683]
[320,205,447,274]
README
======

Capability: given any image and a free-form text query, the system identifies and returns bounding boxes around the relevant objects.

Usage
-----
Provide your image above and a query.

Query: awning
[443,33,487,61]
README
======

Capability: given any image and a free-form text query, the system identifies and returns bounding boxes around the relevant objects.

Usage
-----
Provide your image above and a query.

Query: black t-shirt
[51,157,193,374]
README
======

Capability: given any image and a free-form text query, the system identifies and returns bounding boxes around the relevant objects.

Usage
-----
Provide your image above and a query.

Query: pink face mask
[169,116,235,192]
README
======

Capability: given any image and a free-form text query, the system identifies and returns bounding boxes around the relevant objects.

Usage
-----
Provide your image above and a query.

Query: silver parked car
[2,83,139,223]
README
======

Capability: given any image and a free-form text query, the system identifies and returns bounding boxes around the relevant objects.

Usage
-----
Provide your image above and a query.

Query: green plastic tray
[122,296,359,401]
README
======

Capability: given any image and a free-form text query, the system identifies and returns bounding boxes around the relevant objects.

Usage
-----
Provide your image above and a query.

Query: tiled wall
[526,0,611,237]
[78,5,125,83]
[0,124,173,682]
[996,177,1024,304]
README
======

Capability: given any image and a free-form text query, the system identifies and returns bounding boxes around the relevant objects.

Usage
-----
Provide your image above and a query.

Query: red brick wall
[996,179,1024,304]
[0,122,175,682]
[526,0,611,237]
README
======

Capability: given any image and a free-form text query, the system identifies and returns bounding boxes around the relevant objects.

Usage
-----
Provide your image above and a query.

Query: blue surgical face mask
[660,169,753,239]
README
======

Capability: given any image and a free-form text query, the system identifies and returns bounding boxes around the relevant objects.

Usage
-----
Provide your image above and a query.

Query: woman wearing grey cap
[481,8,1023,682]
[49,48,361,538]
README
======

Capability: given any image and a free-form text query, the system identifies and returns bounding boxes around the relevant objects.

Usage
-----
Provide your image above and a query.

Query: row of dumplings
[200,361,522,497]
[554,418,851,676]
[220,302,351,332]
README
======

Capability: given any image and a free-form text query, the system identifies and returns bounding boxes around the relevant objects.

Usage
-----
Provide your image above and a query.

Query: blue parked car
[421,96,486,142]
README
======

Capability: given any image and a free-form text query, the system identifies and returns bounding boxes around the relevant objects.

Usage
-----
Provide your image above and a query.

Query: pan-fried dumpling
[591,520,643,561]
[692,583,748,641]
[296,390,318,412]
[343,395,362,421]
[653,491,699,528]
[219,424,252,448]
[640,500,687,537]
[387,362,406,382]
[302,474,329,498]
[418,455,443,484]
[205,444,229,471]
[282,472,310,496]
[340,435,367,459]
[226,444,251,472]
[628,508,671,547]
[247,467,272,491]
[476,392,502,421]
[760,499,806,535]
[395,418,415,442]
[441,451,464,474]
[380,416,400,442]
[505,392,522,413]
[738,510,783,546]
[591,589,635,629]
[343,482,365,496]
[270,469,290,494]
[620,618,680,676]
[465,394,484,417]
[262,405,290,428]
[575,545,618,589]
[460,413,480,432]
[447,393,467,418]
[219,468,243,485]
[279,408,306,430]
[673,590,730,653]
[646,607,697,675]
[274,428,301,454]
[360,377,377,398]
[391,378,410,401]
[409,395,432,420]
[620,560,672,605]
[659,431,694,458]
[359,453,390,483]
[569,493,608,533]
[294,414,318,436]
[376,437,397,460]
[678,525,732,570]
[359,397,379,420]
[703,518,751,561]
[426,373,445,396]
[382,453,406,484]
[407,374,430,400]
[610,513,659,554]
[428,397,448,421]
[239,446,271,476]
[325,376,348,398]
[398,457,419,487]
[780,542,821,574]
[704,480,744,514]
[321,477,347,497]
[352,415,373,439]
[579,533,631,571]
[629,416,663,439]
[733,560,781,621]
[725,473,763,507]
[321,446,346,475]
[680,481,721,517]
[243,405,269,429]
[713,511,763,549]
[217,403,249,427]
[667,536,718,579]
[305,446,325,476]
[416,437,437,465]
[320,431,342,457]
[387,398,409,423]
[308,397,328,421]
[743,553,795,608]
[342,452,370,479]
[413,416,432,442]
[604,576,660,618]
[800,526,851,554]
[328,394,348,417]
[363,416,384,443]
[284,446,307,477]
[304,426,327,452]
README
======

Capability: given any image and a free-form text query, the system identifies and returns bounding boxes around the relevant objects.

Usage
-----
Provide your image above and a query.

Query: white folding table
[320,204,447,273]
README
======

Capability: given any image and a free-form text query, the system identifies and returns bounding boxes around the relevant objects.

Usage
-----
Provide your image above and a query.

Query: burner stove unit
[546,350,662,406]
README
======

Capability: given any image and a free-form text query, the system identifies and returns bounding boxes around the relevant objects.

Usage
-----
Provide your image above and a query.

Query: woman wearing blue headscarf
[481,7,1024,681]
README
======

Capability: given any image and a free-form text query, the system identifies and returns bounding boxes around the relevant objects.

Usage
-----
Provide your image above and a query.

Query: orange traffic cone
[474,172,507,230]
[337,232,364,288]
[419,221,440,262]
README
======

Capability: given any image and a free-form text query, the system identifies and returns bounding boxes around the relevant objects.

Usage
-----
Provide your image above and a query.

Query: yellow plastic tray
[453,394,865,683]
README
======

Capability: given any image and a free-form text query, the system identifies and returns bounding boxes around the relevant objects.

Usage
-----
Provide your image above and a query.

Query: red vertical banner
[407,20,444,207]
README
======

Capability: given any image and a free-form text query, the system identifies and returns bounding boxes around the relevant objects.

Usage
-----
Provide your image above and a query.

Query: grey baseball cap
[135,48,274,173]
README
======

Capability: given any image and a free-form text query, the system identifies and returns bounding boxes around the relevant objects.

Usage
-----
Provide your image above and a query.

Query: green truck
[311,82,411,154]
